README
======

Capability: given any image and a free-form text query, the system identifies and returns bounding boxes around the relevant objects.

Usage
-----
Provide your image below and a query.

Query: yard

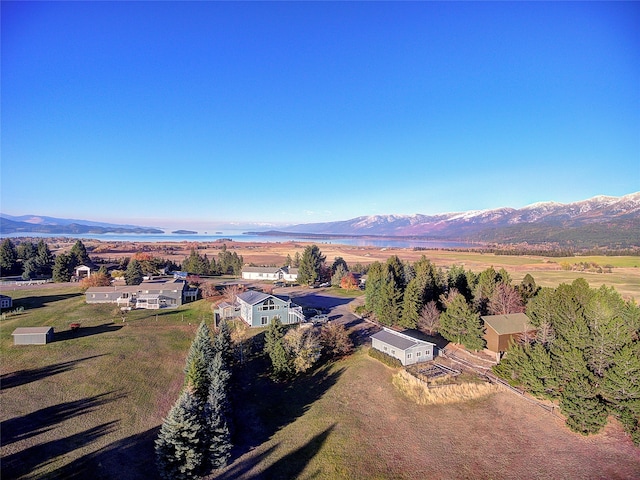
[1,284,639,479]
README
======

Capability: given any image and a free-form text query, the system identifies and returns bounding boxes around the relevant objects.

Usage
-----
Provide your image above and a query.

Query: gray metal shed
[12,327,54,345]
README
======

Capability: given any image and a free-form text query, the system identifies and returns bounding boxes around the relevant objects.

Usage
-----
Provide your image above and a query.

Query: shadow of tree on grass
[0,355,106,390]
[53,322,123,342]
[12,292,82,310]
[1,391,126,447]
[46,426,160,480]
[2,420,120,479]
[216,425,335,480]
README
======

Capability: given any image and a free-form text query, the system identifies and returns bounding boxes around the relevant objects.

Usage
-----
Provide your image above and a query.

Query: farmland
[1,283,640,479]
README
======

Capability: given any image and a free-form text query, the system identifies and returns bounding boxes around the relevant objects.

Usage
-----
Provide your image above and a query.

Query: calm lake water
[2,231,480,249]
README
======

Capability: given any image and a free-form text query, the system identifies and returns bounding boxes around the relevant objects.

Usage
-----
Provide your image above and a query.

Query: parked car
[310,314,329,324]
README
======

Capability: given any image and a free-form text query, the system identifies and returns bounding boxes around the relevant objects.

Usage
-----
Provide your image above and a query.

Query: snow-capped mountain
[271,193,640,247]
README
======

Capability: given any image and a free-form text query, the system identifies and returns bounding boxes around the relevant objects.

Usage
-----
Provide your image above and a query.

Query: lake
[1,231,480,249]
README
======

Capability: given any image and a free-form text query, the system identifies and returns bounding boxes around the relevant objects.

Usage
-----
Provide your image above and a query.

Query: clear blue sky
[2,1,639,231]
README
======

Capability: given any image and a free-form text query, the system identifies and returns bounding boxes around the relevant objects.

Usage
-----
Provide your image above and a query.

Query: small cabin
[481,313,536,361]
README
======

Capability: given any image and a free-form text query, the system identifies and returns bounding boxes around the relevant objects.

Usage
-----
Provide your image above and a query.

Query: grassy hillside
[1,286,639,479]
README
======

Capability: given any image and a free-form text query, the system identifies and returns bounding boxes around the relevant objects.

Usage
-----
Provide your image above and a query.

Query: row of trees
[364,255,534,350]
[155,321,234,479]
[295,245,367,288]
[1,238,55,279]
[493,280,640,444]
[181,245,243,276]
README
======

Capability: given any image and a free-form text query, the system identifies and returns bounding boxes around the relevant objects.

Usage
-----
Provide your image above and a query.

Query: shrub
[368,347,402,368]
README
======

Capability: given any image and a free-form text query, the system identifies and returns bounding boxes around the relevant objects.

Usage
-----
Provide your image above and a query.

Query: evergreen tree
[518,273,539,304]
[473,267,499,315]
[400,275,423,328]
[297,245,325,286]
[52,253,73,282]
[35,240,54,276]
[560,375,608,435]
[378,263,403,326]
[70,240,90,267]
[447,264,472,302]
[331,264,348,287]
[17,241,36,261]
[264,318,293,379]
[0,238,18,275]
[364,261,384,315]
[440,292,485,350]
[601,341,640,445]
[155,389,206,480]
[184,322,215,402]
[206,321,233,470]
[124,258,144,285]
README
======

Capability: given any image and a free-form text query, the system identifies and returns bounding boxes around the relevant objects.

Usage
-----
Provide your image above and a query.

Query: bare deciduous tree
[488,282,525,315]
[417,300,440,335]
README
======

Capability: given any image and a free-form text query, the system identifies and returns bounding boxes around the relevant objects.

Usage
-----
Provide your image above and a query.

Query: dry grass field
[1,284,640,479]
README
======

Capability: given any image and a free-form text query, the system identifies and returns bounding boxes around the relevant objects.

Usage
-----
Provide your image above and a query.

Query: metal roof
[370,328,434,351]
[237,290,271,305]
[481,313,534,335]
[12,327,54,335]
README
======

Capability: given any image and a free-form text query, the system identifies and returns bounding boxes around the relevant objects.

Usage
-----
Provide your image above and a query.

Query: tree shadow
[216,425,335,480]
[12,293,82,310]
[53,322,123,342]
[0,355,106,390]
[46,426,160,480]
[1,391,126,446]
[229,348,344,463]
[1,420,120,479]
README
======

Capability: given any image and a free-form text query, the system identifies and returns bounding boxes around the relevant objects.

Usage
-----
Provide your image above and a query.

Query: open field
[52,238,639,300]
[2,285,640,479]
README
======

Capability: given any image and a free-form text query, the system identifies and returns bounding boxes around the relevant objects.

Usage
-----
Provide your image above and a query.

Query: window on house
[261,316,268,325]
[416,352,421,357]
[407,353,412,359]
[383,346,388,351]
[391,350,395,355]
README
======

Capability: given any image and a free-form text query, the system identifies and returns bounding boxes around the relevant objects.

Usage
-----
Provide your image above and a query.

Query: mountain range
[2,193,639,248]
[261,193,640,248]
[0,214,163,235]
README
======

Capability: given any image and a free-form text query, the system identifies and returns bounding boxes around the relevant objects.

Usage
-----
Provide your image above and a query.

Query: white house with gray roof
[370,328,436,366]
[85,278,197,309]
[241,266,298,282]
[236,290,304,327]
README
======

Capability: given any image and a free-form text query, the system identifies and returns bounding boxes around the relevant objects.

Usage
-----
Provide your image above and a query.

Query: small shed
[12,327,54,345]
[481,313,536,360]
[370,328,436,366]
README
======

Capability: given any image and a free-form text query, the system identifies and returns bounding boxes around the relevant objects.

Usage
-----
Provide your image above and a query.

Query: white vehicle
[310,314,329,324]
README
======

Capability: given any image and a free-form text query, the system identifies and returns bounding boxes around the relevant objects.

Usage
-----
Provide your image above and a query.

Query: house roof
[481,313,534,335]
[370,328,435,351]
[12,327,54,335]
[237,290,272,305]
[242,266,282,273]
[86,279,186,294]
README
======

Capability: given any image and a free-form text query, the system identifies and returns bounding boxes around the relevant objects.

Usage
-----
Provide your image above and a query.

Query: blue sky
[2,1,639,231]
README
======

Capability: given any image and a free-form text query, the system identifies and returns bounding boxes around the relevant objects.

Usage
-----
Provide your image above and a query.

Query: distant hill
[266,193,640,249]
[0,214,164,235]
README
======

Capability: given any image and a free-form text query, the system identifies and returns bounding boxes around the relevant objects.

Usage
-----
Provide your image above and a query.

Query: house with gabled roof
[481,312,536,361]
[370,327,436,366]
[241,266,298,282]
[236,290,305,327]
[85,278,197,309]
